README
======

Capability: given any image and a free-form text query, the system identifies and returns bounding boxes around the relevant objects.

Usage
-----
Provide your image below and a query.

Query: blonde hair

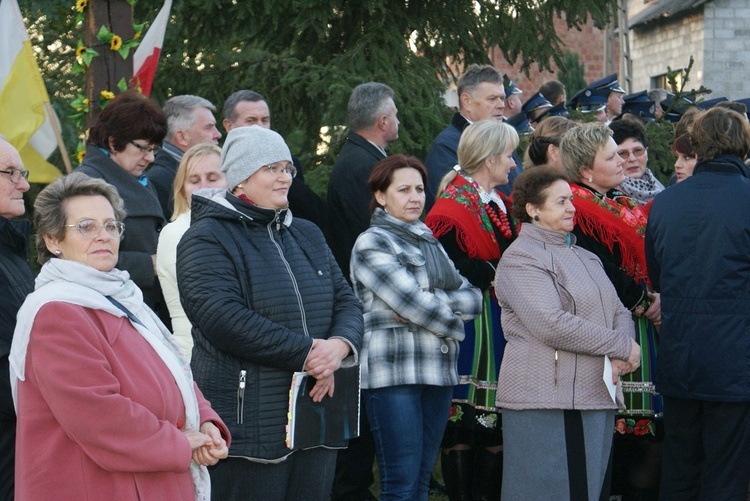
[437,120,519,196]
[559,122,613,183]
[171,143,222,219]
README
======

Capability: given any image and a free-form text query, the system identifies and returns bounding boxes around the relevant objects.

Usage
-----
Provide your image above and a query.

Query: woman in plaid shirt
[351,154,482,501]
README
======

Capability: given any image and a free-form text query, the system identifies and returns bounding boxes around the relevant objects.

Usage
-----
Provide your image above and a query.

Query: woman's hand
[309,374,335,403]
[644,292,661,327]
[182,428,212,451]
[191,422,229,466]
[626,338,642,370]
[304,338,350,379]
[611,359,632,384]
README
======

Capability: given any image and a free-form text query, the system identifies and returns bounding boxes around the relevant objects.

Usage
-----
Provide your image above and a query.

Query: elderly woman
[177,125,363,500]
[561,122,662,499]
[609,120,664,204]
[425,120,519,500]
[76,90,171,326]
[9,172,229,499]
[0,138,34,499]
[495,167,639,500]
[157,144,226,361]
[523,116,576,172]
[645,107,750,500]
[671,133,697,183]
[351,155,481,500]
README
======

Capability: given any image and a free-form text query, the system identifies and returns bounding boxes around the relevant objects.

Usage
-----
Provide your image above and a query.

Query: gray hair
[163,95,216,140]
[348,82,395,131]
[457,64,502,103]
[34,172,126,264]
[222,90,267,122]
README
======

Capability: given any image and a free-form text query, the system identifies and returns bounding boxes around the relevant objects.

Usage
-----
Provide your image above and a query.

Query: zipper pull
[237,370,246,424]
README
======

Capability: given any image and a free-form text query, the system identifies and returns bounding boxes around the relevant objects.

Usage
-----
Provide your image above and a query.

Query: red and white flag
[132,0,172,97]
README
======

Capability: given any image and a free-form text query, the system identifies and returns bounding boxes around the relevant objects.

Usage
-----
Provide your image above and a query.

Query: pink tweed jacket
[494,223,635,411]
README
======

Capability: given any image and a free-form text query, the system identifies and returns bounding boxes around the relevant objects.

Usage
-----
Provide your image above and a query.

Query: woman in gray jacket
[494,168,640,501]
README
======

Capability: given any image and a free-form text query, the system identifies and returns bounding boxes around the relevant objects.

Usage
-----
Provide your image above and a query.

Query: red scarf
[425,174,517,261]
[570,183,651,286]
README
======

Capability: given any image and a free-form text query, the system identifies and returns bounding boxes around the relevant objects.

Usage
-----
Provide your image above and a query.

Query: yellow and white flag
[0,0,62,183]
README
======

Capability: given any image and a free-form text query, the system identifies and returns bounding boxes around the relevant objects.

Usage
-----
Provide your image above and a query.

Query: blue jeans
[365,384,453,501]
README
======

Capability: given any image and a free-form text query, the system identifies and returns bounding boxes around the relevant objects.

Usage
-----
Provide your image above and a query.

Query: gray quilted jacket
[494,223,634,411]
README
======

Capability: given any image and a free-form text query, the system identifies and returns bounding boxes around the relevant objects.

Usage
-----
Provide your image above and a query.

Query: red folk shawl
[570,183,651,287]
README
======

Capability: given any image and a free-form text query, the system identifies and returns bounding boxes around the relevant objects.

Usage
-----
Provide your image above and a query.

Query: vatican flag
[0,0,62,183]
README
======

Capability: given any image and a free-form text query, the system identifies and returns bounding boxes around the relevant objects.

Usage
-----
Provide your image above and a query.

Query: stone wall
[703,0,750,99]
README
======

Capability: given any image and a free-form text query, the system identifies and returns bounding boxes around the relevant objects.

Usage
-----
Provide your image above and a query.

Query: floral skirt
[443,289,505,447]
[615,315,664,439]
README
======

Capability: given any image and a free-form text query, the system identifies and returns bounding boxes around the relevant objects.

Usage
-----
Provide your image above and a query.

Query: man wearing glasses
[0,137,34,500]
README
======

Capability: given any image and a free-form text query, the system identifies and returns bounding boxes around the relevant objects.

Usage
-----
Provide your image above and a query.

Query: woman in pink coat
[9,172,230,500]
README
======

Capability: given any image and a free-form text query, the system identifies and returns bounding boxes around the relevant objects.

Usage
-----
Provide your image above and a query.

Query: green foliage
[558,50,587,98]
[23,0,617,178]
[643,120,676,186]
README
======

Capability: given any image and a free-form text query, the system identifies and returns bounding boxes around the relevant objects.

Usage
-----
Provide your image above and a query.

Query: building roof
[629,0,709,29]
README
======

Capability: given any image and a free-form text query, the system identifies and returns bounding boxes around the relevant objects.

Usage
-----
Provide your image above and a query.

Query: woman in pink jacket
[9,172,229,500]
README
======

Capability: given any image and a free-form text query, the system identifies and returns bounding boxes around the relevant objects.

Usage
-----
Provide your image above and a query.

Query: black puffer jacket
[177,191,363,461]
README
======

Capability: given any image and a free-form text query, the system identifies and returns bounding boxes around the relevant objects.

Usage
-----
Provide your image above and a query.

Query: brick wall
[489,13,620,98]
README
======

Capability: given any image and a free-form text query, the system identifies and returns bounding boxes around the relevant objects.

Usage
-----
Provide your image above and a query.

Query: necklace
[485,202,513,239]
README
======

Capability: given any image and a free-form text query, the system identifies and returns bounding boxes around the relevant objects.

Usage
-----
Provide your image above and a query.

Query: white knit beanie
[221,125,292,191]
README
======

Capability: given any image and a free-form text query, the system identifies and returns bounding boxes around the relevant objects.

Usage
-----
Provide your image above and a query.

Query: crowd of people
[1,62,750,501]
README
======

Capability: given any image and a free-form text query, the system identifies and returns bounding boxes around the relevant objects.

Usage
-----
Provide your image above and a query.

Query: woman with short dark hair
[496,167,639,500]
[76,90,170,325]
[351,154,481,500]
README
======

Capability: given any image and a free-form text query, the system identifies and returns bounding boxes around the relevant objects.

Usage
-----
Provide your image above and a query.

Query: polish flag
[132,0,172,97]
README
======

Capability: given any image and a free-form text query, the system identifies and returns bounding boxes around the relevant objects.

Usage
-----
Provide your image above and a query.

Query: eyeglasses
[262,162,297,178]
[130,141,160,155]
[64,219,125,238]
[617,147,646,159]
[0,168,30,184]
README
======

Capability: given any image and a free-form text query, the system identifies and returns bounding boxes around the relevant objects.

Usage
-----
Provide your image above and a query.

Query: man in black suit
[327,82,399,281]
[327,82,399,501]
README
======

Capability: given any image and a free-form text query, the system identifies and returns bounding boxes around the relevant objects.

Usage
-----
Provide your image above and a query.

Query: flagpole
[44,101,72,174]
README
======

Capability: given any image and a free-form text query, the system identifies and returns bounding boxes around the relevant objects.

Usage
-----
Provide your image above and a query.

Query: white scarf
[9,259,210,500]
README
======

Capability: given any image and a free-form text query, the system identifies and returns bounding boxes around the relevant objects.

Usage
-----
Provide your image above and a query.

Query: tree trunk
[85,0,133,127]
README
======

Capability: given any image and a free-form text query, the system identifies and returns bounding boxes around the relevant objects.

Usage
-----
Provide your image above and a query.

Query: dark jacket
[0,217,34,499]
[145,143,182,221]
[646,154,750,401]
[76,145,170,327]
[424,112,522,210]
[287,156,328,231]
[176,191,363,461]
[326,131,386,280]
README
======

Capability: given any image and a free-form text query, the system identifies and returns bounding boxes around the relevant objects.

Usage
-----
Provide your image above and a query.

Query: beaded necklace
[465,172,516,240]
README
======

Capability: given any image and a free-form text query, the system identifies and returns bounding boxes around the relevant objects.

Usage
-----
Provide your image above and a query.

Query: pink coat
[15,302,230,500]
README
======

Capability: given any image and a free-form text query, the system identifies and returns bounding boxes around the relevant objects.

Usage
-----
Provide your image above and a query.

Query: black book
[286,364,361,449]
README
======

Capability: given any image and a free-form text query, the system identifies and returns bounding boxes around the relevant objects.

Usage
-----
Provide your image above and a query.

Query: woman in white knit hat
[176,125,364,500]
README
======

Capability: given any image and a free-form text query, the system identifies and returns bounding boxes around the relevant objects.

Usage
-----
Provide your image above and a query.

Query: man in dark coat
[645,107,750,500]
[327,82,398,282]
[146,95,221,220]
[0,138,35,500]
[326,82,399,501]
[221,89,327,230]
[425,64,521,209]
